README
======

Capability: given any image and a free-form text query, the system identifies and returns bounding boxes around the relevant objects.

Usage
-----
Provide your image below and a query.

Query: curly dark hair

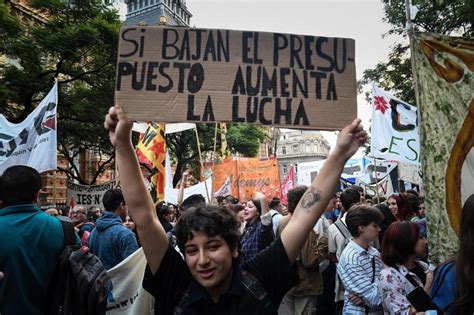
[174,205,241,256]
[287,185,308,214]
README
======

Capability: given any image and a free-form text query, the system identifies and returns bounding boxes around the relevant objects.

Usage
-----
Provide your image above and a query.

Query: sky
[184,0,404,152]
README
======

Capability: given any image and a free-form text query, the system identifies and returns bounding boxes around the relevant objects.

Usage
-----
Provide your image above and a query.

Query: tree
[0,0,121,184]
[359,0,472,104]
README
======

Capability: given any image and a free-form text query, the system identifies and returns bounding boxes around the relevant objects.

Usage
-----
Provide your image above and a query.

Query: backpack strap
[59,219,76,246]
[334,219,352,241]
[241,269,277,314]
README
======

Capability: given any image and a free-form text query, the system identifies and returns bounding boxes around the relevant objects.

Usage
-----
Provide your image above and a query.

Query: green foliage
[227,123,266,157]
[0,0,121,184]
[359,0,473,104]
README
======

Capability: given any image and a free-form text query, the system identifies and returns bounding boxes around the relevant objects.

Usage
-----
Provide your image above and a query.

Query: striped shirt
[337,240,383,314]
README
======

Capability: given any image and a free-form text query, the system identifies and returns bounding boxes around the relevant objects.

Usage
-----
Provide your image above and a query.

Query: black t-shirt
[409,262,427,285]
[143,238,297,315]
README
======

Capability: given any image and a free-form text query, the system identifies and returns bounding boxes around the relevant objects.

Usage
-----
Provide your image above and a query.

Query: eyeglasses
[72,211,85,216]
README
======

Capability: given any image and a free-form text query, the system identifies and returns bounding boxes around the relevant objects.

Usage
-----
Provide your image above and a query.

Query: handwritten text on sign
[116,27,357,130]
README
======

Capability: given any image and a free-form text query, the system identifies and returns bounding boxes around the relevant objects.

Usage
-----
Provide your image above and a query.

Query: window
[293,144,299,153]
[282,164,288,175]
[282,146,287,155]
[306,145,311,153]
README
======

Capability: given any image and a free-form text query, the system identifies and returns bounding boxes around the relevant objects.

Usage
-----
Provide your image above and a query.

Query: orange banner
[207,157,281,202]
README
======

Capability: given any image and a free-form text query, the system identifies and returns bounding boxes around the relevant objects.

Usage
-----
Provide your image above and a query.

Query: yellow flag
[136,123,166,200]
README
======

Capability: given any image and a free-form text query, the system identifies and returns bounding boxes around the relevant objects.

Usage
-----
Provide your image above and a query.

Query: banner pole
[194,126,211,204]
[373,157,381,204]
[53,170,57,206]
[211,123,218,190]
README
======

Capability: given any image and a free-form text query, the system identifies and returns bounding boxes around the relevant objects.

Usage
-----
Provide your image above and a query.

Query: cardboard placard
[116,26,357,130]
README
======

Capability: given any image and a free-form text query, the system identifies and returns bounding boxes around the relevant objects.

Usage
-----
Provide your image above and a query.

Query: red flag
[280,166,295,205]
[68,196,75,218]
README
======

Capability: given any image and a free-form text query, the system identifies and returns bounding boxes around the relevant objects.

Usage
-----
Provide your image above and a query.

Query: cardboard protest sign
[414,33,474,262]
[116,26,356,130]
[67,180,117,208]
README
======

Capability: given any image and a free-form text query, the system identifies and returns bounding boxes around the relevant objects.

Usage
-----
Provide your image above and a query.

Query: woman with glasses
[379,221,433,314]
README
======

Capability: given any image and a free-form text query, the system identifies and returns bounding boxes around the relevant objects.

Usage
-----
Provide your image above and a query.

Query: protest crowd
[0,3,473,314]
[0,106,473,315]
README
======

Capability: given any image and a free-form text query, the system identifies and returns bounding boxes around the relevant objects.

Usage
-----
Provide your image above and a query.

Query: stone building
[276,130,330,182]
[126,0,192,26]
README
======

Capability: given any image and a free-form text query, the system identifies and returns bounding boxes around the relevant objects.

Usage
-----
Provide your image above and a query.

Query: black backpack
[47,219,112,315]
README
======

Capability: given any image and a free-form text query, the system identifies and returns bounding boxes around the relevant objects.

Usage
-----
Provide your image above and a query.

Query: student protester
[327,187,361,314]
[104,105,367,314]
[0,166,67,314]
[89,189,139,269]
[379,221,433,314]
[277,185,328,315]
[375,203,397,244]
[269,197,284,235]
[430,194,474,314]
[337,204,384,314]
[240,195,274,263]
[387,193,413,221]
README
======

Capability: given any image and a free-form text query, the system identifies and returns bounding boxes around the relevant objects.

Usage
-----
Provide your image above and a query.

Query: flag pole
[194,126,211,204]
[373,157,381,204]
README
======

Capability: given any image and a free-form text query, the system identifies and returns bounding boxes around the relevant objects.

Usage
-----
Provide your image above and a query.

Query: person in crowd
[157,203,174,233]
[337,204,384,314]
[230,203,246,233]
[324,194,339,224]
[409,196,427,238]
[71,205,95,238]
[375,203,397,244]
[222,195,239,208]
[45,207,60,217]
[417,197,426,218]
[240,194,274,262]
[379,221,433,314]
[430,194,474,314]
[123,215,136,231]
[280,203,289,216]
[277,185,328,315]
[269,196,284,235]
[176,169,199,211]
[104,105,367,314]
[387,193,413,221]
[88,206,102,222]
[328,187,361,314]
[314,192,335,315]
[89,189,139,269]
[181,194,206,211]
[365,194,373,206]
[352,185,366,204]
[0,166,66,314]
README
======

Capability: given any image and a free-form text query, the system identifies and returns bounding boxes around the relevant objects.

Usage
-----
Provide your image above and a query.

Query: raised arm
[280,119,367,263]
[105,106,168,273]
[177,170,189,208]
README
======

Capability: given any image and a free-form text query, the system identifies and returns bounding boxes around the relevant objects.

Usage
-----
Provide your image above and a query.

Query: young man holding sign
[104,105,366,314]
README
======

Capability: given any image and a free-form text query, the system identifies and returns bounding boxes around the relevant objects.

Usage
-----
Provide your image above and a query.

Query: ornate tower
[125,0,192,26]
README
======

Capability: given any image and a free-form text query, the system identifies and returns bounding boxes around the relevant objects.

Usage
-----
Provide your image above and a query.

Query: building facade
[276,130,330,182]
[126,0,192,26]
